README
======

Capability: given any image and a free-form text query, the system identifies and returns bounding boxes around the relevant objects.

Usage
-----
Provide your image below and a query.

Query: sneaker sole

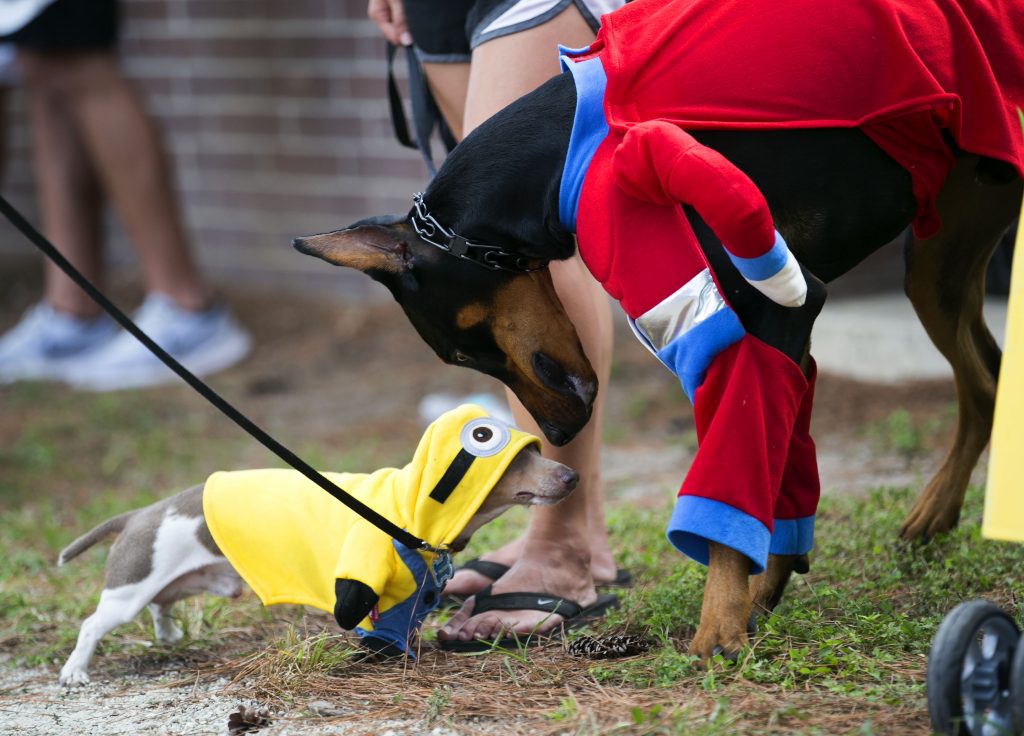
[0,357,82,384]
[68,329,252,392]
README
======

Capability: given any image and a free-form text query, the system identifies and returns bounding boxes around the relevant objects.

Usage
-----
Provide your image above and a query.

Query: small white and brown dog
[56,405,577,686]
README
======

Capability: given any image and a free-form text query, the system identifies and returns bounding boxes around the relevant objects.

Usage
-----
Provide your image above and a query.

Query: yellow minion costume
[203,404,540,657]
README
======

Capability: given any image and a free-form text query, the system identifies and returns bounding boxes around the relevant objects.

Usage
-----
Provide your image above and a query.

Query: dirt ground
[0,254,961,734]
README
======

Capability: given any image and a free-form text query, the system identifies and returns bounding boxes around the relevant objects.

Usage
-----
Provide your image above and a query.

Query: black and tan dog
[295,0,1023,659]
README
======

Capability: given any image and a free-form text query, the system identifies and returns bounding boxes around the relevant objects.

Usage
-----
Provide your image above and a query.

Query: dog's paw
[59,668,90,687]
[154,621,184,644]
[688,624,748,664]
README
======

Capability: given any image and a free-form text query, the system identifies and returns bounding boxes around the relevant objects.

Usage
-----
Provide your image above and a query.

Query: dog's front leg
[689,541,752,661]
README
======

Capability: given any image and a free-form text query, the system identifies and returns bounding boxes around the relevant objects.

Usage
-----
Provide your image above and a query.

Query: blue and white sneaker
[67,293,251,391]
[0,302,117,384]
[417,392,513,426]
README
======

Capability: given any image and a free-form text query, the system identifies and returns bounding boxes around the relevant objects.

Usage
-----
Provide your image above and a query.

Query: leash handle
[0,194,430,553]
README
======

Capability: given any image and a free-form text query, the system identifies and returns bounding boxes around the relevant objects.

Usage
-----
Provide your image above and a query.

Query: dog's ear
[293,222,407,275]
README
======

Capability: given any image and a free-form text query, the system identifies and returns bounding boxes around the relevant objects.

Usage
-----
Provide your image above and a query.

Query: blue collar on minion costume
[203,405,541,658]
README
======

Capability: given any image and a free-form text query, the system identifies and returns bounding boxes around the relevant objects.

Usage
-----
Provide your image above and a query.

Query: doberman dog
[294,0,1023,660]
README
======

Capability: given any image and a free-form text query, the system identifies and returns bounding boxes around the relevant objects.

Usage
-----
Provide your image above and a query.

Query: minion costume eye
[460,418,511,457]
[429,415,513,503]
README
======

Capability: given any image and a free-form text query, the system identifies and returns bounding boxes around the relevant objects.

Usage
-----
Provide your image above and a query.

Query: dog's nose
[559,467,580,490]
[541,422,571,447]
[533,352,594,402]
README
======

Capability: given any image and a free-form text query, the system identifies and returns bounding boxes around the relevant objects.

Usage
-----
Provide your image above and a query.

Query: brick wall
[1,0,429,295]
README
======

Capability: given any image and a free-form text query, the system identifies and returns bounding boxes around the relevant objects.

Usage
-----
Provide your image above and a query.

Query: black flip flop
[607,568,633,588]
[457,558,512,582]
[440,559,633,608]
[437,585,619,653]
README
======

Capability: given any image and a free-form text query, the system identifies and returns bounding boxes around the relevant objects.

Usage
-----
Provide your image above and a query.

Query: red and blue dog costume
[558,0,1024,573]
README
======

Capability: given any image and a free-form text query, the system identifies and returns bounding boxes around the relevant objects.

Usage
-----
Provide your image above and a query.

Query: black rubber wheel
[1011,630,1024,734]
[928,600,1020,736]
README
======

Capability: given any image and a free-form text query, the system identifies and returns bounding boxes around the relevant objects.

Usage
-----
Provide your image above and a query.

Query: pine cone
[227,705,274,734]
[566,634,654,659]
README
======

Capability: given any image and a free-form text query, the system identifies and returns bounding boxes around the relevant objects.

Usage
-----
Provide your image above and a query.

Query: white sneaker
[417,392,513,426]
[0,302,118,384]
[66,293,252,392]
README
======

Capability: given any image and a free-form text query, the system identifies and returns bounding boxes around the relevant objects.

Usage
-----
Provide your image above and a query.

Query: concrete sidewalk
[812,293,1008,383]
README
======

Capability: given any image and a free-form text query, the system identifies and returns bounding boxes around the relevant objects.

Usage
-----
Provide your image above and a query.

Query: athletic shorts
[0,0,119,51]
[404,0,625,63]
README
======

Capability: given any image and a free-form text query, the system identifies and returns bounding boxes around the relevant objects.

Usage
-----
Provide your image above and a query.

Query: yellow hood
[396,403,541,548]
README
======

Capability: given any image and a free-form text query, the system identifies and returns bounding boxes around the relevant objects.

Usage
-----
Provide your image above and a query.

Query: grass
[5,480,1022,733]
[865,407,953,458]
[2,382,1022,734]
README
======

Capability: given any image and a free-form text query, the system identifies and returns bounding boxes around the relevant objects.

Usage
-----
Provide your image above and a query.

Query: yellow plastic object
[982,175,1024,542]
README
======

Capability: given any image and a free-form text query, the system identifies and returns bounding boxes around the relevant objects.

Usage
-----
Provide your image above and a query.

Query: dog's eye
[460,418,511,457]
[454,351,471,363]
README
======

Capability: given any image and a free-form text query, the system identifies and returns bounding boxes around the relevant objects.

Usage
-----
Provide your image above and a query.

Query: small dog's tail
[57,511,135,566]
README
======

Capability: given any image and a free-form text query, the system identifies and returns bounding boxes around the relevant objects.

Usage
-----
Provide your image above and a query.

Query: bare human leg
[437,4,616,644]
[421,61,470,142]
[19,51,105,319]
[18,50,210,313]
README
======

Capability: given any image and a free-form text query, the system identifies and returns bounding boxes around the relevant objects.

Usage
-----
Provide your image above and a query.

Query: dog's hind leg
[899,158,1023,540]
[60,582,160,686]
[148,602,183,644]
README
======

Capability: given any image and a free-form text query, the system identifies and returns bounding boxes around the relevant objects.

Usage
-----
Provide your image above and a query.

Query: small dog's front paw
[59,668,90,687]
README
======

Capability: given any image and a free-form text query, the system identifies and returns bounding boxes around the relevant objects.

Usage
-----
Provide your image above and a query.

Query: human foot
[442,538,623,602]
[441,537,524,601]
[437,585,618,651]
[437,542,605,647]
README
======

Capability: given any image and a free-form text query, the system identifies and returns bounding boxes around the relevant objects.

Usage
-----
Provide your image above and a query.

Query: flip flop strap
[471,585,584,619]
[611,568,633,587]
[459,559,510,581]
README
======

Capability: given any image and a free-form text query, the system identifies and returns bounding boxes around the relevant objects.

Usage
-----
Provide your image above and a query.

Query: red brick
[218,114,281,136]
[295,115,363,138]
[272,152,339,176]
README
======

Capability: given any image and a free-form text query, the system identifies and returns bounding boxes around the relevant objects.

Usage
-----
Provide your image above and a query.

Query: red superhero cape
[592,0,1024,237]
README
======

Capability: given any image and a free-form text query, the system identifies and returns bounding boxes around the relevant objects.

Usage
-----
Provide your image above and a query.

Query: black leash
[0,195,436,554]
[387,43,456,177]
